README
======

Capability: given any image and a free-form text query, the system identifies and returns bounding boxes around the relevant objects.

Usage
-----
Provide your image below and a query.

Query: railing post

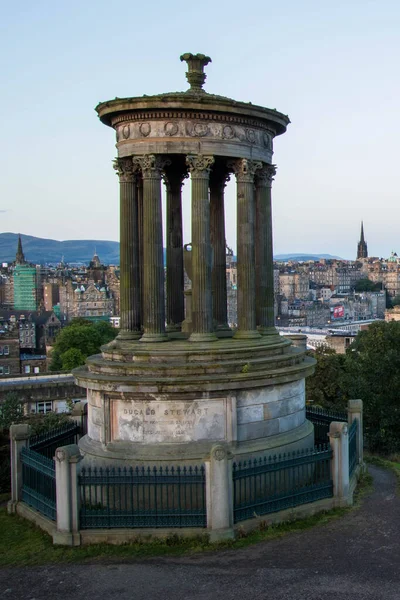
[53,444,81,546]
[348,399,364,469]
[205,445,234,542]
[70,451,83,545]
[328,421,350,507]
[7,423,31,514]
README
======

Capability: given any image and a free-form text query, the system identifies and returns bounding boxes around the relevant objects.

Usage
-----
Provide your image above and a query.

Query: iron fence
[306,406,347,445]
[79,465,207,529]
[30,423,81,458]
[349,419,358,478]
[233,446,333,523]
[20,447,56,521]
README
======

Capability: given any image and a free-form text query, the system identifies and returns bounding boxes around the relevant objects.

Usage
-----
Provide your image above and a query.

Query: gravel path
[1,465,399,600]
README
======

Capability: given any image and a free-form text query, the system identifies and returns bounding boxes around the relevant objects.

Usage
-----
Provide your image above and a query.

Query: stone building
[59,280,115,321]
[279,272,310,300]
[0,327,20,376]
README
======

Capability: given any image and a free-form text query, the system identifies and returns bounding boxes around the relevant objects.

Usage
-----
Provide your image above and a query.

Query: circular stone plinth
[74,336,316,467]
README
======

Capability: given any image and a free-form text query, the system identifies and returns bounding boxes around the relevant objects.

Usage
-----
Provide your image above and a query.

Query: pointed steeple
[15,234,26,265]
[357,221,368,260]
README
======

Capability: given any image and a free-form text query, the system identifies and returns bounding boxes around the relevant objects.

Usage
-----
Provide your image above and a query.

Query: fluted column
[255,164,277,334]
[113,157,141,340]
[134,155,170,342]
[230,159,262,339]
[137,173,144,330]
[163,162,187,333]
[210,166,231,336]
[186,154,217,342]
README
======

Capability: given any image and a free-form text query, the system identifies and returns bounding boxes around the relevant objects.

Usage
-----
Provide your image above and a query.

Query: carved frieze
[114,112,275,160]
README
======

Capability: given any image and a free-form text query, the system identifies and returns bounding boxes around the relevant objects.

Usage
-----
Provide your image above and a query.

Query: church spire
[15,234,26,265]
[360,221,365,243]
[357,221,368,260]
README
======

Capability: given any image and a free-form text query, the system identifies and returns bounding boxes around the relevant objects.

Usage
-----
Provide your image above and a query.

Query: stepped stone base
[74,334,316,466]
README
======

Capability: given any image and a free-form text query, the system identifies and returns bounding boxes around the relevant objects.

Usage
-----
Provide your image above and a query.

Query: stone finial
[180,53,212,92]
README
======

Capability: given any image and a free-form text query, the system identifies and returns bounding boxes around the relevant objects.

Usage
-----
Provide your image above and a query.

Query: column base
[117,330,142,341]
[233,330,262,340]
[139,332,169,343]
[215,325,234,338]
[189,332,218,343]
[257,326,278,336]
[166,323,182,333]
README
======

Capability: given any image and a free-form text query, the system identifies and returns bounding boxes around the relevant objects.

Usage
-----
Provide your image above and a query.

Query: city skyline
[1,1,400,259]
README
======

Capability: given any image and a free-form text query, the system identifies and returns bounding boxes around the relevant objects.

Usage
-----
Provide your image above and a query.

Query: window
[24,365,31,374]
[0,347,2,355]
[4,346,9,355]
[34,366,39,373]
[0,367,3,375]
[37,401,52,414]
[4,366,10,375]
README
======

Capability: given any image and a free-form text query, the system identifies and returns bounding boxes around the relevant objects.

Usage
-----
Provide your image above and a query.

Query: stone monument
[74,53,316,468]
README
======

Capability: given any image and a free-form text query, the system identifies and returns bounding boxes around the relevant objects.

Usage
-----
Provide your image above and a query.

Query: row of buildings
[1,225,399,377]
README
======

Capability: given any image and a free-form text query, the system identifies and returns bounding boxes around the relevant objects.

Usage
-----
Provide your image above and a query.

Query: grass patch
[0,471,373,568]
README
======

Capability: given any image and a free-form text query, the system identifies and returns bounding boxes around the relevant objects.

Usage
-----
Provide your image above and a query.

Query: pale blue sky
[1,0,399,260]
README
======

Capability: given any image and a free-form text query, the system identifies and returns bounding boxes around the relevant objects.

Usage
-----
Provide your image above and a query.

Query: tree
[0,392,24,431]
[354,278,381,292]
[50,319,118,371]
[343,321,400,453]
[306,345,347,410]
[391,296,400,307]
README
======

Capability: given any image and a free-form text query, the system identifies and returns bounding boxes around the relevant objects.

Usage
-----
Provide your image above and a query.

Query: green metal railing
[306,406,347,445]
[21,447,56,521]
[19,421,80,521]
[30,423,81,459]
[233,446,333,523]
[349,419,358,477]
[79,465,207,529]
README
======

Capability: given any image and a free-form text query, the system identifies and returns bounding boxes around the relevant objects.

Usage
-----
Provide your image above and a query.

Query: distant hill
[0,233,120,265]
[0,233,342,266]
[274,253,342,262]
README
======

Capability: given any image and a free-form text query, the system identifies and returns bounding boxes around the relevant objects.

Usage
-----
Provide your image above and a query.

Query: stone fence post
[53,444,82,546]
[348,399,364,468]
[204,445,234,542]
[7,423,31,514]
[328,421,350,507]
[69,401,88,435]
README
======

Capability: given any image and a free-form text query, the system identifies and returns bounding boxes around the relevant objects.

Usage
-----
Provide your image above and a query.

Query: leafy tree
[60,348,87,371]
[391,295,400,307]
[354,278,381,292]
[0,392,24,431]
[343,321,400,453]
[306,345,347,410]
[50,319,117,371]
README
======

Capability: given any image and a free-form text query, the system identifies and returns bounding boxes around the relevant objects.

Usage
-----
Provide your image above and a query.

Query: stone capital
[186,154,214,178]
[209,167,230,191]
[255,163,277,188]
[162,165,189,192]
[229,158,262,183]
[133,154,171,179]
[113,157,138,183]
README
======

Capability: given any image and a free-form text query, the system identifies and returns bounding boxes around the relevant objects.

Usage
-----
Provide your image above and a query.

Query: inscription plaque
[111,398,227,443]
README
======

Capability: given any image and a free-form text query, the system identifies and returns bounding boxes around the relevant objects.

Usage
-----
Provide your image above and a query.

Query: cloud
[0,210,10,213]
